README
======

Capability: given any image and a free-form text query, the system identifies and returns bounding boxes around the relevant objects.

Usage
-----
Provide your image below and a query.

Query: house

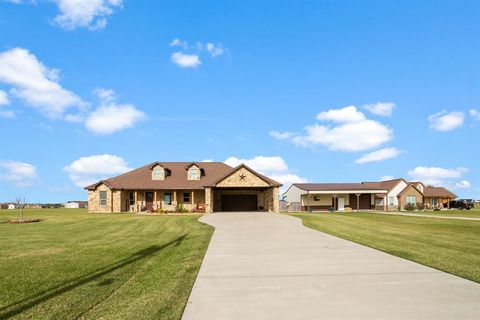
[64,201,88,209]
[283,178,456,211]
[282,183,389,211]
[7,203,16,210]
[422,186,456,209]
[85,162,282,213]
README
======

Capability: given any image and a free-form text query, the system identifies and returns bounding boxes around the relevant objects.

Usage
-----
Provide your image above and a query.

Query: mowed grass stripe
[290,212,480,283]
[0,209,213,320]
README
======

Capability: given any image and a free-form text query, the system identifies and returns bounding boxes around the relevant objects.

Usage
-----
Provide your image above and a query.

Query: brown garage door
[349,194,372,210]
[221,195,258,212]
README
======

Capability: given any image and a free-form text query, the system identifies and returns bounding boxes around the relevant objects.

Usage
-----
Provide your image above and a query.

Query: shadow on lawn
[0,235,186,319]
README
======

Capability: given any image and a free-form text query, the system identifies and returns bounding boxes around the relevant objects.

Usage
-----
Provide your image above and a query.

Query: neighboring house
[85,162,282,213]
[423,186,456,209]
[282,183,389,211]
[25,204,42,209]
[0,203,8,210]
[283,178,456,211]
[64,201,88,209]
[7,203,16,210]
[362,179,409,210]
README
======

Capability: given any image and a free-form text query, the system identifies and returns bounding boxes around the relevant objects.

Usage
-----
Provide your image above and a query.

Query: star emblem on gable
[239,173,247,181]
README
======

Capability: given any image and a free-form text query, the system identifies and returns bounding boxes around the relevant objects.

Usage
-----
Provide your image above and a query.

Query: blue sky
[0,0,479,203]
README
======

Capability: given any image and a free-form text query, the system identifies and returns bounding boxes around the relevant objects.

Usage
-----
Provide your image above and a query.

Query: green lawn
[290,212,480,283]
[393,209,480,218]
[0,209,213,320]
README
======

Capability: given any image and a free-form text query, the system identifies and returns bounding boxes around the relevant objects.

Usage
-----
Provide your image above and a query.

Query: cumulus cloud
[317,105,366,123]
[64,154,130,187]
[224,156,307,190]
[206,43,224,57]
[53,0,123,30]
[171,52,201,68]
[271,105,393,152]
[470,109,480,121]
[362,102,395,117]
[455,180,471,189]
[407,166,469,189]
[169,39,226,68]
[0,90,14,118]
[85,88,145,135]
[355,147,401,164]
[0,48,86,118]
[0,160,38,187]
[0,90,9,105]
[428,111,464,131]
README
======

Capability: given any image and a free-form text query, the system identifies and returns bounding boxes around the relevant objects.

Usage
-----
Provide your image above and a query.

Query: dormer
[185,163,204,180]
[149,162,170,181]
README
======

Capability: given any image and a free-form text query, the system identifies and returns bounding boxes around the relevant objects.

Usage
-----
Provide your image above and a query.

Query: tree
[15,196,26,221]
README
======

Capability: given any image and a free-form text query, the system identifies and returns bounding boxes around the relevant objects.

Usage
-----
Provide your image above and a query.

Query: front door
[338,197,345,211]
[146,192,154,211]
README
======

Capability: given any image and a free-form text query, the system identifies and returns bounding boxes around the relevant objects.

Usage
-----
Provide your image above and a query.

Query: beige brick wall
[216,167,270,188]
[88,183,113,213]
[398,185,423,210]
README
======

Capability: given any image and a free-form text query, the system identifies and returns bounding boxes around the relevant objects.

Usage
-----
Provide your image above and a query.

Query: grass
[0,209,213,320]
[290,212,480,283]
[403,209,480,218]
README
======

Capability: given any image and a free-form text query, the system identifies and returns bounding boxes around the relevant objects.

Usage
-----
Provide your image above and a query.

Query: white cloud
[355,147,401,164]
[0,90,9,105]
[224,156,307,190]
[53,0,123,30]
[407,166,469,188]
[170,38,188,49]
[2,0,36,4]
[64,154,130,187]
[269,130,297,140]
[380,175,395,181]
[0,48,86,118]
[316,105,366,123]
[0,110,15,118]
[272,105,393,152]
[85,89,145,135]
[362,102,395,117]
[0,160,38,187]
[64,113,84,123]
[171,52,201,68]
[470,109,480,121]
[206,43,224,57]
[428,111,464,131]
[455,180,471,189]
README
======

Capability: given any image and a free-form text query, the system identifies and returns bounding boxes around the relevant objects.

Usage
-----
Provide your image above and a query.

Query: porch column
[173,191,177,203]
[134,191,138,212]
[205,188,212,213]
[355,193,361,212]
[384,195,387,212]
[154,191,157,210]
[307,191,310,212]
[332,194,337,211]
[191,190,195,204]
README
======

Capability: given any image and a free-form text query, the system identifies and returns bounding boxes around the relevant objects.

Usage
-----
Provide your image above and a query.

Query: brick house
[85,162,281,213]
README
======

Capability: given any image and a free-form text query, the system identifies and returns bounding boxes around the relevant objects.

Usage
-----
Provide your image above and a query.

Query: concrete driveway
[182,212,479,319]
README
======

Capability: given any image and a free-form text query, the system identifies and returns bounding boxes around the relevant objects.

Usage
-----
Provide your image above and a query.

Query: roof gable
[211,164,282,188]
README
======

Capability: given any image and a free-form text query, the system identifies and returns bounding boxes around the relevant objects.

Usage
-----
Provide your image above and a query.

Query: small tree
[15,196,26,221]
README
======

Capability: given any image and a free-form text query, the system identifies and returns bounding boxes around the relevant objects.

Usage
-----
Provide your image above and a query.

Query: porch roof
[294,183,388,194]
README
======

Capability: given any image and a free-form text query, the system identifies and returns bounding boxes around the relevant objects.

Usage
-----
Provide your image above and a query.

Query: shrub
[176,204,189,213]
[416,202,424,211]
[157,208,165,214]
[404,203,416,211]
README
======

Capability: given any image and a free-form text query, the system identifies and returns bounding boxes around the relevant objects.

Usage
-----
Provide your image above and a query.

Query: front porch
[301,192,388,212]
[118,189,206,213]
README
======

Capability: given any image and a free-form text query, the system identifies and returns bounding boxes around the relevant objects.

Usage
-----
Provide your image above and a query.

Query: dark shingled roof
[85,162,281,190]
[362,178,406,192]
[423,186,457,198]
[293,183,387,192]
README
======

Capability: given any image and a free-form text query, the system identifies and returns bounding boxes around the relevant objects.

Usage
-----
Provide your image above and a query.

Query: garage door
[221,195,258,212]
[348,194,372,210]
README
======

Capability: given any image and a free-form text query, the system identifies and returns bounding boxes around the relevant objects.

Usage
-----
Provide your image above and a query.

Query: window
[432,197,438,206]
[152,167,164,180]
[100,191,107,206]
[129,192,135,206]
[406,195,416,205]
[388,196,395,205]
[183,192,190,203]
[188,167,200,180]
[164,193,172,205]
